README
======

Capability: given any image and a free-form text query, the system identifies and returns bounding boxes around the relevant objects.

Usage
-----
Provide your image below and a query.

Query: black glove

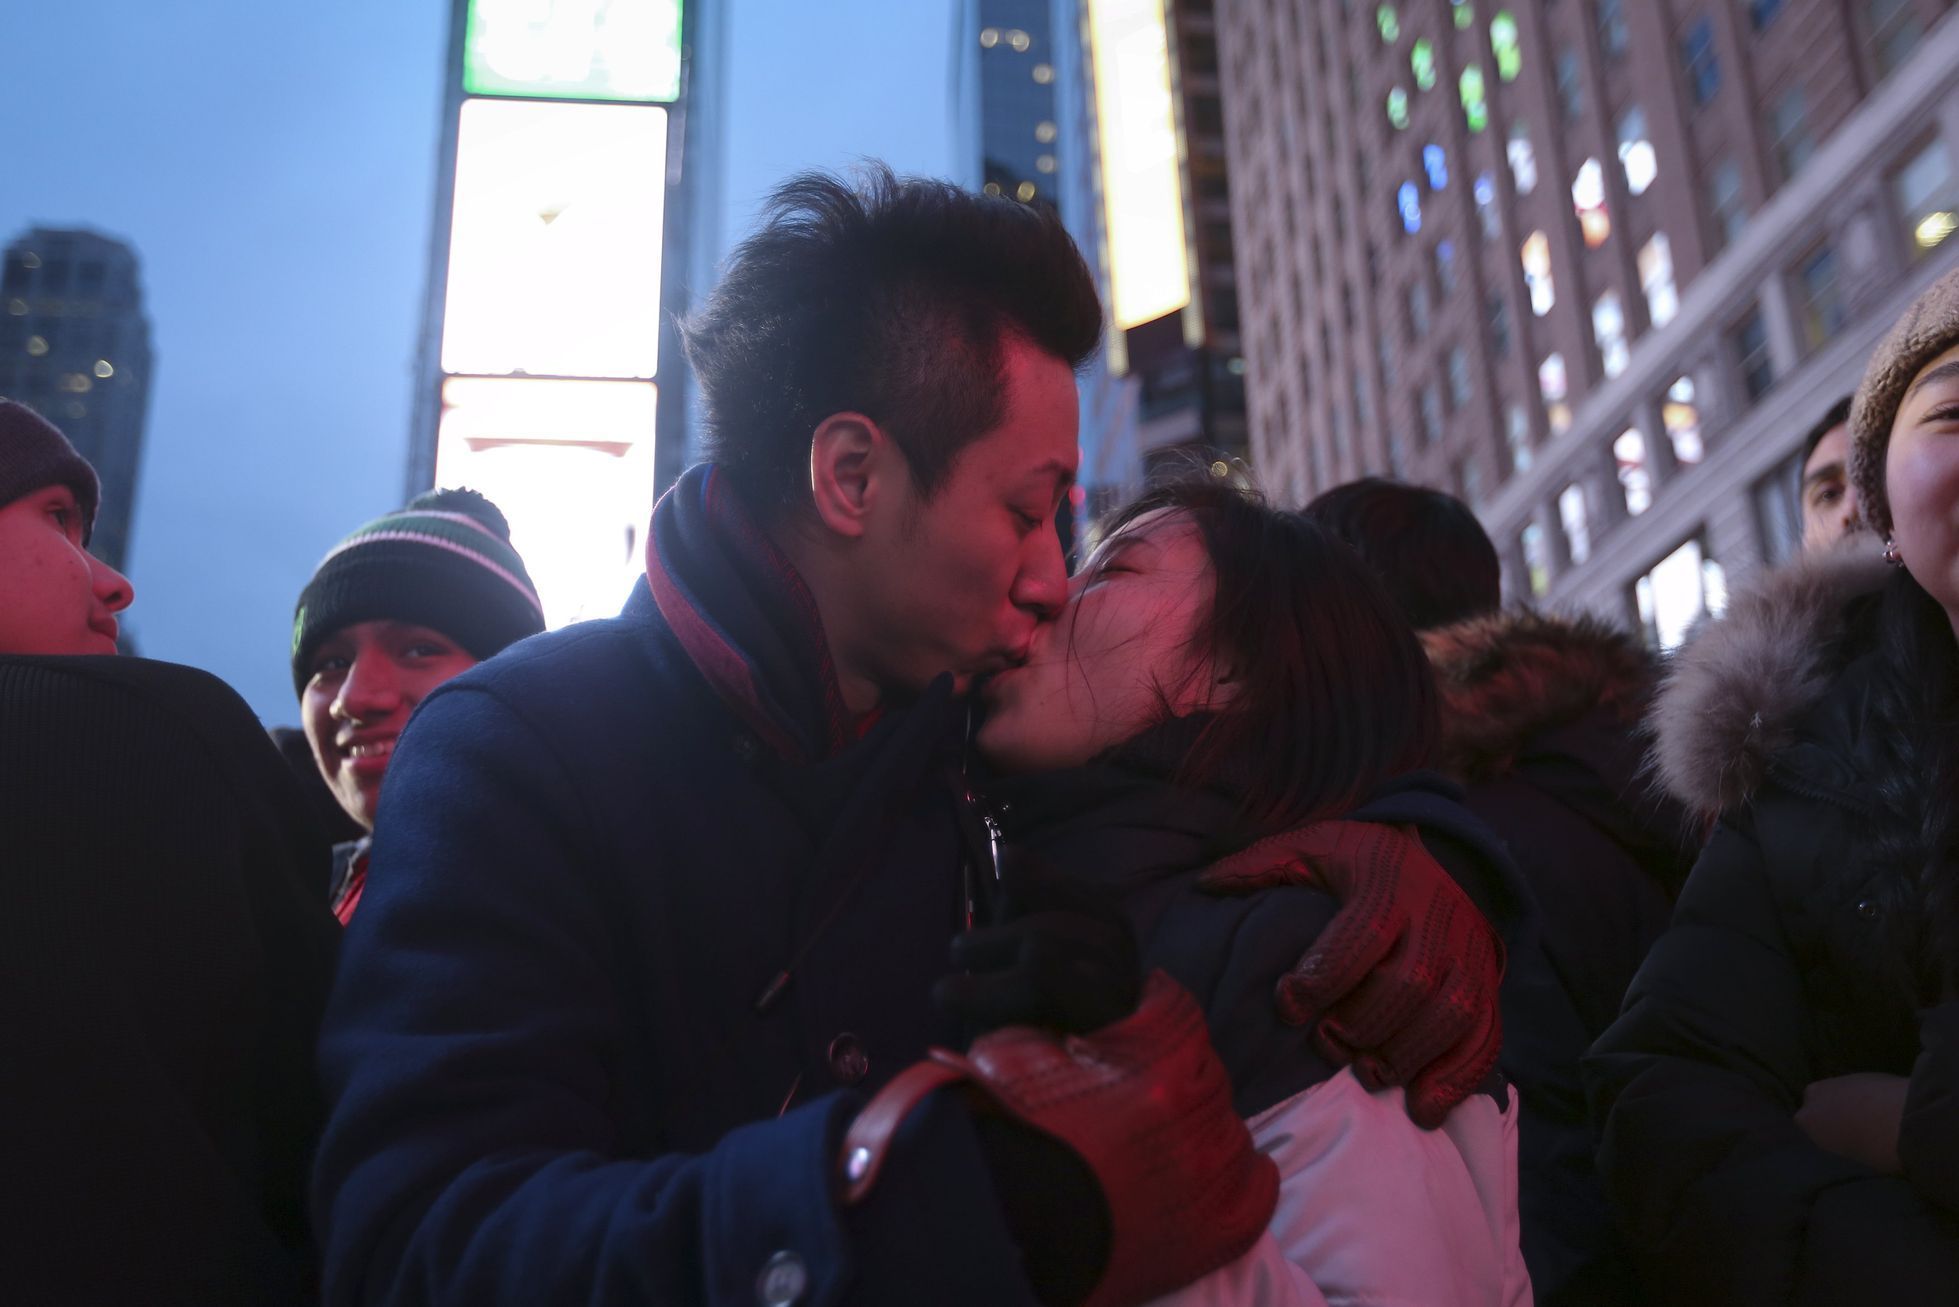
[933,851,1141,1036]
[971,1113,1111,1306]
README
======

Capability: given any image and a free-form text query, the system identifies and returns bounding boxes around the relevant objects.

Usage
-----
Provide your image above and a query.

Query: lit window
[1594,291,1629,378]
[1378,3,1400,42]
[1560,483,1593,564]
[25,335,47,356]
[1521,522,1551,596]
[1008,28,1032,52]
[980,27,1001,48]
[1798,244,1847,347]
[5,298,24,315]
[1709,158,1747,249]
[1508,121,1537,193]
[92,359,114,378]
[1540,351,1571,432]
[1572,157,1611,248]
[1507,403,1533,471]
[1522,230,1554,316]
[1412,39,1437,90]
[1634,537,1727,650]
[1460,66,1489,132]
[1435,238,1458,295]
[1016,180,1038,202]
[1664,377,1704,464]
[1032,63,1054,84]
[1682,18,1720,105]
[983,181,1003,196]
[1731,306,1775,401]
[1447,344,1472,407]
[1893,138,1957,255]
[1474,172,1501,239]
[1555,47,1584,120]
[1453,0,1475,30]
[1492,11,1522,81]
[1639,232,1678,327]
[1035,121,1058,144]
[1036,154,1057,174]
[1769,89,1813,179]
[1398,180,1423,233]
[1615,428,1652,514]
[1388,87,1410,129]
[1424,143,1450,190]
[1616,106,1657,195]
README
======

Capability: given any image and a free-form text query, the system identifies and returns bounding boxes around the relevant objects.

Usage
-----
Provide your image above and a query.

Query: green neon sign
[463,0,684,103]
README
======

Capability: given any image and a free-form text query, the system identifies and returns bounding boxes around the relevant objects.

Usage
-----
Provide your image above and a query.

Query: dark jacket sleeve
[312,683,1032,1307]
[1585,813,1959,1306]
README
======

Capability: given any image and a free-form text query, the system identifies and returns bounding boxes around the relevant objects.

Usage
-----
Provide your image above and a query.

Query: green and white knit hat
[291,487,545,694]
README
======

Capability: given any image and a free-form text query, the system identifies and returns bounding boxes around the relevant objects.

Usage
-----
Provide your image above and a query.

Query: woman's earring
[1883,537,1904,567]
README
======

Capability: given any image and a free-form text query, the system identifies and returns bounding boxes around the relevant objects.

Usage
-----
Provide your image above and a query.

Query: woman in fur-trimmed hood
[1587,262,1959,1305]
[1425,610,1695,1307]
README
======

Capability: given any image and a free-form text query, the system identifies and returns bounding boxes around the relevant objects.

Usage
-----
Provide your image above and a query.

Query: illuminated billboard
[441,98,667,379]
[1087,0,1191,331]
[464,0,684,103]
[436,376,658,627]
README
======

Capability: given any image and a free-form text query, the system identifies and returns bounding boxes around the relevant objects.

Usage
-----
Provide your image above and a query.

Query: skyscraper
[955,0,1065,207]
[0,227,155,573]
[1221,0,1959,646]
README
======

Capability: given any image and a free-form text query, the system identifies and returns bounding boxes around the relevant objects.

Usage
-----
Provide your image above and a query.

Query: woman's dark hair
[1092,476,1440,831]
[680,164,1104,513]
[1303,477,1502,631]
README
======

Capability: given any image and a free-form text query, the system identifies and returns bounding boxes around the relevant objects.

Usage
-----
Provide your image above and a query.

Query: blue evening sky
[1,0,956,723]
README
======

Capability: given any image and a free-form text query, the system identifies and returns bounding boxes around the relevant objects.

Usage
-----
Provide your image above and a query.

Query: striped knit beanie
[291,487,545,694]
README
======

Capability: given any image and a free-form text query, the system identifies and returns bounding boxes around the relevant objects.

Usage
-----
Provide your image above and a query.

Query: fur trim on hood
[1647,544,1892,817]
[1421,610,1659,784]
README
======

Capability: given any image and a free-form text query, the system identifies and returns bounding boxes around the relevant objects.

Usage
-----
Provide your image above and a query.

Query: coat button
[756,1250,808,1305]
[827,1033,870,1085]
[1857,898,1881,920]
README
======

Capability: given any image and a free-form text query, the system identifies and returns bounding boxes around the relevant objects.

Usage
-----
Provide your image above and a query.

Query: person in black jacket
[1307,476,1695,1306]
[1,398,340,1303]
[1588,261,1959,1303]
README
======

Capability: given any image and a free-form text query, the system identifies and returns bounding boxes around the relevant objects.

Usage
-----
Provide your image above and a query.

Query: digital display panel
[1087,0,1191,331]
[464,0,684,103]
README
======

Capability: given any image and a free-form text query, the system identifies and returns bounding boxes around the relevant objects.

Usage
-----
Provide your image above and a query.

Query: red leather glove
[1200,819,1503,1129]
[841,972,1278,1307]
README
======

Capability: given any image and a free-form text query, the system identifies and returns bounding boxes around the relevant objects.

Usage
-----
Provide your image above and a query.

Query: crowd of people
[4,164,1958,1305]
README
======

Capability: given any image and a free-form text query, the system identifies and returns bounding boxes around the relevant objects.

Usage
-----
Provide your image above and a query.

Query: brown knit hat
[0,399,99,542]
[1849,261,1959,537]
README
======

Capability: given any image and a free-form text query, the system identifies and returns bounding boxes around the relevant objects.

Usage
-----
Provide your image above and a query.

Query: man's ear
[809,412,892,540]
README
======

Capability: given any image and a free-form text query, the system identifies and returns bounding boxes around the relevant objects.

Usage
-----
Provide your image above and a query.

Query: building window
[1388,86,1411,130]
[1664,375,1705,465]
[1421,381,1444,443]
[1508,120,1538,193]
[1768,89,1814,180]
[1492,10,1523,81]
[1560,482,1593,564]
[1453,0,1475,31]
[1353,372,1370,427]
[1459,455,1485,506]
[1408,279,1431,337]
[1594,291,1630,378]
[1749,0,1784,30]
[1708,157,1747,250]
[1614,427,1653,514]
[1797,244,1847,349]
[1378,3,1401,42]
[1424,144,1450,190]
[1868,0,1924,78]
[1378,328,1397,385]
[1460,66,1490,132]
[1412,38,1438,90]
[1540,351,1572,432]
[1489,291,1512,357]
[1754,453,1805,564]
[1633,536,1728,650]
[1893,137,1958,255]
[1597,0,1628,60]
[1507,403,1533,472]
[1555,47,1585,120]
[1522,230,1555,315]
[1435,239,1458,296]
[1475,171,1502,239]
[1639,232,1678,328]
[1448,345,1472,407]
[1573,158,1611,248]
[1681,18,1720,106]
[1398,180,1423,234]
[1388,430,1407,477]
[1521,522,1551,596]
[1731,306,1776,400]
[1616,106,1657,195]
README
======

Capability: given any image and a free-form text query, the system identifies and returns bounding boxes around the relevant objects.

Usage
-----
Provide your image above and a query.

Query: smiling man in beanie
[291,487,545,922]
[1,397,339,1303]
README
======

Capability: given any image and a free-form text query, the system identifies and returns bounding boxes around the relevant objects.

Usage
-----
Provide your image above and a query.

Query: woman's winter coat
[990,736,1534,1306]
[1587,547,1959,1304]
[1423,612,1696,1306]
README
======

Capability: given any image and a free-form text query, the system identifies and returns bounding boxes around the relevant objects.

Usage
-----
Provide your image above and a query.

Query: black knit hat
[0,399,100,542]
[291,488,545,695]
